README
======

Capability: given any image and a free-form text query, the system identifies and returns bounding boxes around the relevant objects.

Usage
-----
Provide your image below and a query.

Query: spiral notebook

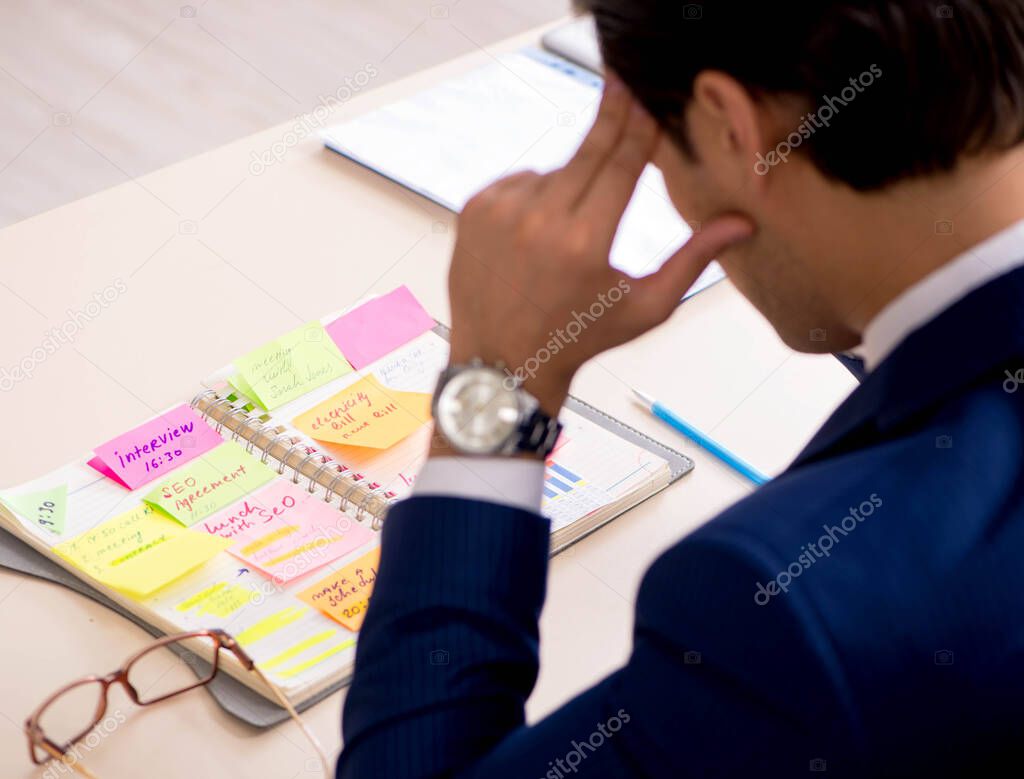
[0,287,691,713]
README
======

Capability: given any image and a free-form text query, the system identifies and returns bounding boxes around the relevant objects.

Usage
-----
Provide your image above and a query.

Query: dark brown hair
[576,1,1024,190]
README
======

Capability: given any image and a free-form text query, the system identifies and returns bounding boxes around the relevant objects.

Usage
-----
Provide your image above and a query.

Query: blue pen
[631,387,770,486]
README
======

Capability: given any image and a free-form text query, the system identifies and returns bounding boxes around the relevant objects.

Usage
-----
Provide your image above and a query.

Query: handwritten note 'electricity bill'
[142,441,277,527]
[53,504,230,598]
[233,322,353,410]
[292,374,431,449]
[196,479,376,583]
[90,404,223,490]
[296,546,380,631]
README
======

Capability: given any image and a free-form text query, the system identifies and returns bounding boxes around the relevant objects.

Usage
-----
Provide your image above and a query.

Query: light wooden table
[0,23,857,778]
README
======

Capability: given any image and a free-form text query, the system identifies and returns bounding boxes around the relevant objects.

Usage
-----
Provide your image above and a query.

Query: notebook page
[322,48,725,295]
[0,455,367,695]
[545,409,668,532]
[235,330,669,527]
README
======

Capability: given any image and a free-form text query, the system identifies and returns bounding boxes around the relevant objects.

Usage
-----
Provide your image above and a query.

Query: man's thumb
[639,215,754,311]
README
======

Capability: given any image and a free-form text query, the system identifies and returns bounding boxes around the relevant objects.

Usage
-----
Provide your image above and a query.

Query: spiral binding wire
[260,433,294,466]
[276,442,307,476]
[295,440,394,523]
[292,451,322,485]
[190,389,393,525]
[234,416,265,455]
[308,461,333,494]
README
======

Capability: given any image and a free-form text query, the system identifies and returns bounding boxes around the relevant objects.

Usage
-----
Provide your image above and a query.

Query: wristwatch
[432,360,562,457]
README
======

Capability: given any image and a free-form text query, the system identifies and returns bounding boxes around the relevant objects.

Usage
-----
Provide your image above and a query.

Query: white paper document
[322,48,724,297]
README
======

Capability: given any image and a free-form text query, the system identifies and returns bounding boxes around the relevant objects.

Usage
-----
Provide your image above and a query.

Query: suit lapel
[792,265,1024,468]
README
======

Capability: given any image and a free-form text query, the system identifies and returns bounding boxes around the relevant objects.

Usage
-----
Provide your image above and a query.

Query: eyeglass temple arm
[39,740,101,779]
[222,635,331,778]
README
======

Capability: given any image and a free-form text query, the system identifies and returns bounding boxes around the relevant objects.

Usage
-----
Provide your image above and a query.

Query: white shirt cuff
[413,456,545,513]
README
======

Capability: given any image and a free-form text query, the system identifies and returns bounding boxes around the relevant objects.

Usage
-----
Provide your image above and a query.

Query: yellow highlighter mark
[110,535,171,566]
[261,630,337,670]
[177,582,227,611]
[239,525,298,556]
[236,606,308,645]
[175,582,253,618]
[277,640,356,679]
[260,537,337,568]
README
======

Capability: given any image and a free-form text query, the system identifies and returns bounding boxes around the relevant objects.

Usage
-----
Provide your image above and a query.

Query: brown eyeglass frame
[24,628,328,778]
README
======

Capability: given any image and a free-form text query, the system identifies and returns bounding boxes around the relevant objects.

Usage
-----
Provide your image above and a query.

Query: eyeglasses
[24,629,329,778]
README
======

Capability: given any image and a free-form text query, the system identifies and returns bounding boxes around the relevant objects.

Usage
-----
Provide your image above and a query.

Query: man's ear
[688,70,771,190]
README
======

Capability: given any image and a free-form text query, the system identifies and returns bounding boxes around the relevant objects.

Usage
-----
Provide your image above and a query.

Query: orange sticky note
[292,375,431,449]
[295,547,380,631]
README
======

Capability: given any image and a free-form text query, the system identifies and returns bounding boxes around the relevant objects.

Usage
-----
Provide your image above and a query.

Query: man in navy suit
[339,2,1024,776]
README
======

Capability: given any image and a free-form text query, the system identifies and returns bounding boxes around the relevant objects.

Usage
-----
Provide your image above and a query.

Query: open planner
[0,286,691,713]
[320,22,726,299]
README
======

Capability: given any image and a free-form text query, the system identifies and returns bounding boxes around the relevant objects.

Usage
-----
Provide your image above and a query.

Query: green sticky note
[142,440,277,527]
[1,484,67,535]
[228,371,259,402]
[234,322,352,410]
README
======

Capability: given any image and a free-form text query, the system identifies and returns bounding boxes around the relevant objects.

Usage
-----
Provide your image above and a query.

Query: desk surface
[0,22,856,778]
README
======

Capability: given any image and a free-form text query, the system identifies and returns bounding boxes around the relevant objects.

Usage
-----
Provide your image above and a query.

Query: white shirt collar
[860,218,1024,371]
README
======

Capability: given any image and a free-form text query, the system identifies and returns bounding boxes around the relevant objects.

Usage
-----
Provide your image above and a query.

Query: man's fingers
[636,216,755,316]
[463,170,543,225]
[547,73,632,206]
[576,101,659,231]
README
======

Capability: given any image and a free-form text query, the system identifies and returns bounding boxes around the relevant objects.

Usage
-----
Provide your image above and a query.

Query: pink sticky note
[197,480,375,584]
[92,405,223,490]
[325,286,435,370]
[86,456,131,489]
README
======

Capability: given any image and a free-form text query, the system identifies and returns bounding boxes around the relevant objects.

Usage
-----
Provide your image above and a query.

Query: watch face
[436,367,521,454]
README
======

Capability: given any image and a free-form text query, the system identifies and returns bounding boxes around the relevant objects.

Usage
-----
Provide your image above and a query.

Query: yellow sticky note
[234,322,353,410]
[296,547,380,631]
[292,375,431,449]
[53,505,230,598]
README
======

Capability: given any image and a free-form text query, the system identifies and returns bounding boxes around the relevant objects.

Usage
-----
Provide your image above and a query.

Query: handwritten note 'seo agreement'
[142,441,277,527]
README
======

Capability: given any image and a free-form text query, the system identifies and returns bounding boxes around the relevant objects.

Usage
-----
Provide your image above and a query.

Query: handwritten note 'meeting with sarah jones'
[233,322,352,410]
